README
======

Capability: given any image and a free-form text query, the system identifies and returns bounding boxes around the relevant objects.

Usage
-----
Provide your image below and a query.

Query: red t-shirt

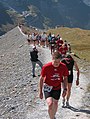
[41,62,69,90]
[56,39,63,47]
[58,46,68,55]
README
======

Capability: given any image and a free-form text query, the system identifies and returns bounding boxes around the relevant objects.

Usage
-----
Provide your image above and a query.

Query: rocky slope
[0,27,90,119]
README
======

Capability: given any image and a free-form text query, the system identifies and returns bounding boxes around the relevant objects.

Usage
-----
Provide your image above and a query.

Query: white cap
[32,46,36,49]
[52,34,55,37]
[60,37,62,40]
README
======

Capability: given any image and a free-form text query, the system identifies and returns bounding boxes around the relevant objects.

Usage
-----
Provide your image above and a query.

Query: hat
[52,34,55,37]
[60,37,62,40]
[32,46,36,49]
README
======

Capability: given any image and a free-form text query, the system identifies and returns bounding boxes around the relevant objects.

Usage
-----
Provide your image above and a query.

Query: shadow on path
[64,105,90,115]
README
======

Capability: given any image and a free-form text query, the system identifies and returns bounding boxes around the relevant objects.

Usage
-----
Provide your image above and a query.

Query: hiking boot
[62,98,65,107]
[33,75,36,78]
[66,101,70,107]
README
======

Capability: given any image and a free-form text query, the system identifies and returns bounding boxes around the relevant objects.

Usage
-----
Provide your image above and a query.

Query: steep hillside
[0,0,90,36]
[0,1,25,36]
[0,2,13,26]
[83,0,90,6]
[0,2,14,35]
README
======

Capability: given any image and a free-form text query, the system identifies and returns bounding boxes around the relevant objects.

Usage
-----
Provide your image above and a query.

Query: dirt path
[26,47,90,119]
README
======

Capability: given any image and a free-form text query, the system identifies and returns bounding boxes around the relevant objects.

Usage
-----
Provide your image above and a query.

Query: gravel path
[0,27,90,119]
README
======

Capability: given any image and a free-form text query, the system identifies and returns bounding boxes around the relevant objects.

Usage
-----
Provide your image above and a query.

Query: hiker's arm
[39,76,44,99]
[74,61,80,85]
[62,76,68,97]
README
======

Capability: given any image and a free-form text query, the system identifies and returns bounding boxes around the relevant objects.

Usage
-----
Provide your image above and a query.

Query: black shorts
[44,89,61,100]
[68,74,73,83]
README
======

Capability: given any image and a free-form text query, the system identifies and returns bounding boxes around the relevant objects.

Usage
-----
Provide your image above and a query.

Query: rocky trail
[0,27,90,119]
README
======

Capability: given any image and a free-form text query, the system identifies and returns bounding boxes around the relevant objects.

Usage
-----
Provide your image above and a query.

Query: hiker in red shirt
[58,43,68,58]
[56,37,63,50]
[39,50,69,119]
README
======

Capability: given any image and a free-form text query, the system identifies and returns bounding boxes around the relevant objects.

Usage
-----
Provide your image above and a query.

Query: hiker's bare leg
[46,97,58,119]
[52,99,58,116]
[66,83,72,101]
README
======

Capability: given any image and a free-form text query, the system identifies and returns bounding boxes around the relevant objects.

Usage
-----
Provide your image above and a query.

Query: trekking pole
[71,52,81,59]
[73,54,81,59]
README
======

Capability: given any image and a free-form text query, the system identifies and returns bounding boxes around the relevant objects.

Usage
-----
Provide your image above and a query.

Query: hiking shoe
[66,101,70,107]
[62,98,65,107]
[33,75,36,78]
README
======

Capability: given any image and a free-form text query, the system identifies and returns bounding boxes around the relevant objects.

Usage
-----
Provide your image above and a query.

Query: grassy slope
[47,27,90,62]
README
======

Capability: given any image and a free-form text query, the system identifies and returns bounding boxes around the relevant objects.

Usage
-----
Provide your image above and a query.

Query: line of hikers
[27,31,72,57]
[29,42,80,119]
[19,25,80,119]
[39,50,80,119]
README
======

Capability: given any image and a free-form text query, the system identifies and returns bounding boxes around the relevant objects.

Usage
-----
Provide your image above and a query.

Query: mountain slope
[0,2,13,26]
[0,1,25,36]
[0,0,90,35]
[0,2,14,35]
[83,0,90,6]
